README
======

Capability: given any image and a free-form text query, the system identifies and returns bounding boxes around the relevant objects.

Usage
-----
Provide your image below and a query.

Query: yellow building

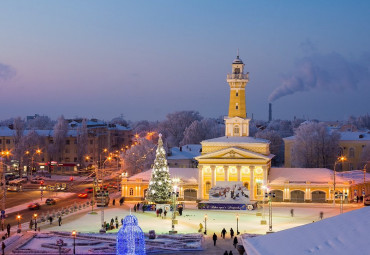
[284,131,370,171]
[195,55,273,201]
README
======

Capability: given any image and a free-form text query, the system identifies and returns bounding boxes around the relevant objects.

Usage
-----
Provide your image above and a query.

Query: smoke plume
[268,51,370,102]
[0,62,16,81]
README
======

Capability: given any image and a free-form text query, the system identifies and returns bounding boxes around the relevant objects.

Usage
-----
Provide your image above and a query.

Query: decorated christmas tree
[147,134,172,204]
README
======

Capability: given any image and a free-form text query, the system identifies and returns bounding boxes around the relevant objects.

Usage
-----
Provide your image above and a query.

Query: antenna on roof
[237,48,239,58]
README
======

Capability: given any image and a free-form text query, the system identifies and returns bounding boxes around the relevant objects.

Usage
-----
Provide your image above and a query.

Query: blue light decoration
[116,214,146,255]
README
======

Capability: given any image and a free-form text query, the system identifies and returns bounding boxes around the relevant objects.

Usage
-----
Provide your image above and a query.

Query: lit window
[256,180,262,196]
[129,188,134,196]
[244,182,249,189]
[234,125,240,136]
[236,105,238,110]
[205,181,211,194]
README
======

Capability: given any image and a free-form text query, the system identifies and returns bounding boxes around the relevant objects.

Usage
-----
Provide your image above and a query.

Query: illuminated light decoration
[216,166,224,173]
[255,167,263,175]
[205,167,211,173]
[242,167,250,174]
[116,215,146,255]
[229,167,237,174]
[158,181,162,185]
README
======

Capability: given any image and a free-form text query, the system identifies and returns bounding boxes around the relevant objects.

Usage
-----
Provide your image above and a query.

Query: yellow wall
[229,89,246,118]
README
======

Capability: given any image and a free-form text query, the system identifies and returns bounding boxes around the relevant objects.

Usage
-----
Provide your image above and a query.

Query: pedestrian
[35,221,37,231]
[221,228,227,239]
[319,211,324,220]
[29,219,33,230]
[6,224,10,237]
[134,204,137,212]
[223,251,228,255]
[199,223,203,233]
[229,251,233,255]
[159,208,163,218]
[58,216,62,226]
[230,228,234,239]
[137,203,140,210]
[164,210,167,218]
[112,199,115,206]
[119,197,124,206]
[49,216,53,225]
[212,233,217,246]
[290,209,294,217]
[233,236,238,248]
[178,206,183,216]
[142,204,145,213]
[1,241,5,255]
[115,218,119,229]
[110,218,114,226]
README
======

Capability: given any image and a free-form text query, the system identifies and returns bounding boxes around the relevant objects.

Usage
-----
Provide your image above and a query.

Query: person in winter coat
[229,251,233,255]
[212,233,217,246]
[49,216,53,225]
[112,199,115,206]
[230,228,234,239]
[223,251,228,255]
[233,236,238,248]
[29,219,33,230]
[6,224,10,237]
[221,228,227,239]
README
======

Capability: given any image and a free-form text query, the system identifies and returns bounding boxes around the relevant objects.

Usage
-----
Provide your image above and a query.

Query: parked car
[78,193,88,199]
[45,198,56,205]
[85,187,94,193]
[364,195,370,206]
[30,177,45,184]
[28,203,40,210]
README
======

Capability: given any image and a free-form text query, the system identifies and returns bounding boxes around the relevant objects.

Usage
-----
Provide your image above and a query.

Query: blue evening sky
[0,1,369,121]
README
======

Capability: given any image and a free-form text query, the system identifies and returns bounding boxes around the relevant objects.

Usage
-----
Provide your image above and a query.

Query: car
[45,198,56,205]
[28,203,40,210]
[109,183,118,189]
[30,177,45,184]
[85,187,94,193]
[364,195,370,206]
[78,193,88,198]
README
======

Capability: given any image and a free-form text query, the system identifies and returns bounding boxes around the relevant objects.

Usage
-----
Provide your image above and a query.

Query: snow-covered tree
[122,138,156,175]
[27,115,55,130]
[110,115,130,128]
[77,119,88,168]
[255,129,283,166]
[147,134,172,204]
[13,117,25,161]
[180,118,224,145]
[360,145,370,171]
[158,111,202,147]
[52,115,69,161]
[291,122,340,168]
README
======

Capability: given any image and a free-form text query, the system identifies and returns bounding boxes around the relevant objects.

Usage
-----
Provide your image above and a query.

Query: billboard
[208,181,250,204]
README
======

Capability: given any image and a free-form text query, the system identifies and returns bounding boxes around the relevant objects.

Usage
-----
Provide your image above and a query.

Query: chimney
[268,103,272,122]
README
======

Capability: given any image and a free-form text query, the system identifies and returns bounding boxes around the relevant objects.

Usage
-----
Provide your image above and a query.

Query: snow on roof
[339,131,370,141]
[242,206,370,255]
[108,124,131,131]
[0,126,14,136]
[202,136,269,144]
[168,144,202,160]
[269,168,370,185]
[128,168,198,184]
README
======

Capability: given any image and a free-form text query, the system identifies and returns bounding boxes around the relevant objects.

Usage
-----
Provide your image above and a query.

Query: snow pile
[242,207,370,255]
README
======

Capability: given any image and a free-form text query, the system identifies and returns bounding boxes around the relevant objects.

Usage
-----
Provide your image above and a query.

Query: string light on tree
[147,134,172,204]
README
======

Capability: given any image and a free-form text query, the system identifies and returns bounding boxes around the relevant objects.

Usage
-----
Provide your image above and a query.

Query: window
[0,140,2,144]
[6,139,10,144]
[338,147,344,156]
[129,188,134,196]
[349,148,355,158]
[234,125,240,136]
[90,140,93,145]
[243,182,249,189]
[234,68,240,74]
[236,105,238,110]
[236,92,239,97]
[66,140,70,145]
[74,157,77,162]
[74,140,77,144]
[205,181,211,195]
[49,140,54,144]
[65,157,70,162]
[256,180,262,196]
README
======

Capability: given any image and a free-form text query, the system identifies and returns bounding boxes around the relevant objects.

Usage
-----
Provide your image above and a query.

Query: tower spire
[237,48,239,58]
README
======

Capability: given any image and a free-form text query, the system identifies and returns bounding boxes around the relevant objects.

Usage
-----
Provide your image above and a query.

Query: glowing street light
[333,156,346,206]
[16,215,21,233]
[72,230,77,254]
[33,213,38,231]
[204,214,208,235]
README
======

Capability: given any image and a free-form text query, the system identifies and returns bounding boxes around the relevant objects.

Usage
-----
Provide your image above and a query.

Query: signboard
[198,202,247,210]
[208,181,250,204]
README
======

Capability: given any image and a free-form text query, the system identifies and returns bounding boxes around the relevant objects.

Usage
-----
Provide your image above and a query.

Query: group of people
[104,217,120,231]
[211,227,239,255]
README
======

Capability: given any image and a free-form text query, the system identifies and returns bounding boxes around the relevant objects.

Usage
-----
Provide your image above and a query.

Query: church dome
[233,56,243,64]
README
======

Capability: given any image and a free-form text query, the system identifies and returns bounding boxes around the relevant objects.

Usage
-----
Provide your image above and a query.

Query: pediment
[195,147,272,161]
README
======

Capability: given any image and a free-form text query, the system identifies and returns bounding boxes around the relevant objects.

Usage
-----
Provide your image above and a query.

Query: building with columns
[195,55,274,201]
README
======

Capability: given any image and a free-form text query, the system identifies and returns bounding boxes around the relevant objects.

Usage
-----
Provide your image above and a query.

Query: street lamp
[26,149,42,176]
[169,180,179,234]
[39,184,46,201]
[333,156,346,206]
[99,157,112,233]
[265,191,275,233]
[236,214,240,235]
[261,185,268,225]
[204,214,207,235]
[33,213,38,231]
[16,215,21,233]
[71,230,77,255]
[364,163,368,205]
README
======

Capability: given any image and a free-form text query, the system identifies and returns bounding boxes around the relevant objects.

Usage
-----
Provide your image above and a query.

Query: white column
[224,165,229,181]
[198,166,203,200]
[237,166,241,182]
[250,166,254,200]
[262,165,267,185]
[211,165,216,187]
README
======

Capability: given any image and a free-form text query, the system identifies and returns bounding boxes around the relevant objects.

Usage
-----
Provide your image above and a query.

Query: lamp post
[26,149,42,177]
[261,185,267,225]
[33,213,38,231]
[333,157,346,206]
[169,180,179,234]
[265,191,275,233]
[236,214,240,235]
[364,163,368,205]
[204,214,207,235]
[99,157,111,233]
[71,230,77,255]
[39,184,46,201]
[16,215,21,233]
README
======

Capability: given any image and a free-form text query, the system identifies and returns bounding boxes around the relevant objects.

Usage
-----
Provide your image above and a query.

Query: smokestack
[269,103,272,122]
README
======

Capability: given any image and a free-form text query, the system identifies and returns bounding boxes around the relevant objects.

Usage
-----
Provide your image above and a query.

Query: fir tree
[147,134,172,204]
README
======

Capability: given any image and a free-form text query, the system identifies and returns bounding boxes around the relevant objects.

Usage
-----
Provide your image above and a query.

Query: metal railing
[227,73,249,80]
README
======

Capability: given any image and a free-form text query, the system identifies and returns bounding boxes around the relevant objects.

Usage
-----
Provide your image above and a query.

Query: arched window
[234,68,240,74]
[205,181,211,194]
[338,147,344,156]
[349,148,355,158]
[129,188,134,196]
[234,125,240,136]
[243,182,249,189]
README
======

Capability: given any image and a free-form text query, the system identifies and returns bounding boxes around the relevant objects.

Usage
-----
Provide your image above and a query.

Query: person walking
[134,204,137,212]
[290,209,294,217]
[198,223,203,233]
[115,217,119,229]
[212,233,217,246]
[178,206,183,216]
[229,250,233,255]
[164,210,167,218]
[319,211,324,220]
[119,197,124,206]
[230,228,234,239]
[49,216,53,225]
[1,241,5,255]
[223,251,228,255]
[6,224,10,237]
[112,199,115,206]
[137,203,140,210]
[233,236,238,248]
[58,216,62,226]
[29,219,33,230]
[221,228,227,239]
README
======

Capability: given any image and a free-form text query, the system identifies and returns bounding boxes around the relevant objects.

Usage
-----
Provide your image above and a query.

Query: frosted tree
[52,115,69,161]
[291,122,340,168]
[147,134,172,204]
[27,115,55,130]
[77,119,88,168]
[13,117,25,161]
[180,118,224,145]
[255,129,283,165]
[122,138,156,175]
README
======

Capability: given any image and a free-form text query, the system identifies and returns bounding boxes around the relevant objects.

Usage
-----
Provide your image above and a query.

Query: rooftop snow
[242,206,370,255]
[168,144,202,160]
[202,136,269,144]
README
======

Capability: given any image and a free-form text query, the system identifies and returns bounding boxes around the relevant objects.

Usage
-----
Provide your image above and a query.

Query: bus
[7,180,23,192]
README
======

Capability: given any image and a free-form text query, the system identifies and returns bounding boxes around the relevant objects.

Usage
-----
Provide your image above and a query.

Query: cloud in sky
[268,47,370,102]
